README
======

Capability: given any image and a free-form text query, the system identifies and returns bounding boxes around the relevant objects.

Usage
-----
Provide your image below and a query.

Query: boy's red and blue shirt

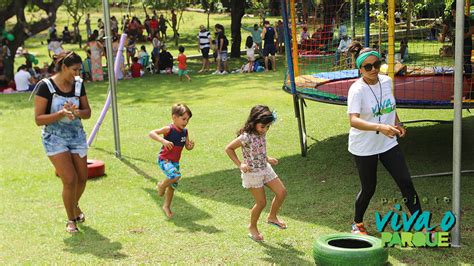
[159,124,187,162]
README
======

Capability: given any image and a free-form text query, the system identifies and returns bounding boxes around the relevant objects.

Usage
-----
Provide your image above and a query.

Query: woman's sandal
[66,220,79,233]
[75,205,85,223]
[75,213,85,223]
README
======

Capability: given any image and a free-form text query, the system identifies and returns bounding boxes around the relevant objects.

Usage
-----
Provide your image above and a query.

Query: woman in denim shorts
[34,51,91,233]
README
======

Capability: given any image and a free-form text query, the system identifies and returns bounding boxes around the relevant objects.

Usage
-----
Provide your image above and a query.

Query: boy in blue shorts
[149,103,195,218]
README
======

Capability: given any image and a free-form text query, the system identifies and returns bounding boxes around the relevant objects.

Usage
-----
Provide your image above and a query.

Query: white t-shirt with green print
[347,74,398,156]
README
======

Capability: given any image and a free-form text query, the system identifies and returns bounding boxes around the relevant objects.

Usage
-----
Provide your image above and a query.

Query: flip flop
[248,233,264,242]
[267,220,288,230]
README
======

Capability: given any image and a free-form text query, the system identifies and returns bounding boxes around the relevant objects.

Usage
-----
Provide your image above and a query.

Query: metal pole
[451,0,464,248]
[364,0,370,47]
[289,0,299,77]
[387,0,395,82]
[102,0,122,158]
[281,0,305,156]
[351,0,355,39]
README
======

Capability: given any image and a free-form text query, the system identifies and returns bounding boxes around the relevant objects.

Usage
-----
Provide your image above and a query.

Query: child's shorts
[157,159,180,188]
[241,163,277,189]
[178,69,188,77]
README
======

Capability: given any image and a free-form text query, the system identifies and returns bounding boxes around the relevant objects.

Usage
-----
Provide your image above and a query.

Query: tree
[63,0,100,46]
[0,0,64,79]
[142,0,190,46]
[230,0,245,58]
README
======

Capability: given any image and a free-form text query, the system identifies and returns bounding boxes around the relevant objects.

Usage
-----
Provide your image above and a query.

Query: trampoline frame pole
[466,0,470,16]
[451,0,465,248]
[281,0,306,156]
[364,0,370,47]
[387,0,395,81]
[281,0,297,95]
[350,0,355,40]
[290,0,299,77]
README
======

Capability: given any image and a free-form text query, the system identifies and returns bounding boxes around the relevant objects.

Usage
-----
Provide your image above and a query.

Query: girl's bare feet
[248,225,264,241]
[267,216,287,229]
[162,206,173,218]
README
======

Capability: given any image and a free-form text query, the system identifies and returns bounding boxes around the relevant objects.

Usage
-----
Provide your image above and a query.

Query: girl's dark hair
[245,36,253,49]
[215,23,225,34]
[54,51,82,72]
[238,105,274,135]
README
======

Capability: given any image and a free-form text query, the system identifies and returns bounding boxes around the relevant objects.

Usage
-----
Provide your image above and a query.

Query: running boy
[177,46,191,81]
[149,104,195,218]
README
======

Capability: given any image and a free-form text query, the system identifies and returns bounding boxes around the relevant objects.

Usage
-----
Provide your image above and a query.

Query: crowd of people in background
[2,9,304,93]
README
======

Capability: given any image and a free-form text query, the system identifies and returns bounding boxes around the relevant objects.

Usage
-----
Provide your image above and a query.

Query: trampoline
[284,69,474,109]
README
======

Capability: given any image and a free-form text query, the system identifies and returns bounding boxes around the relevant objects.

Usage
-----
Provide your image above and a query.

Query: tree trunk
[0,0,63,80]
[230,0,245,58]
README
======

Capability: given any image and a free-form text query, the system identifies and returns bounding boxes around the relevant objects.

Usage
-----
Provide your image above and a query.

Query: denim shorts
[42,128,88,158]
[157,159,180,188]
[218,51,228,62]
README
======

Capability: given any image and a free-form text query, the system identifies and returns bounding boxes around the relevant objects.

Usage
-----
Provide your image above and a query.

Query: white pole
[102,0,122,158]
[451,0,464,248]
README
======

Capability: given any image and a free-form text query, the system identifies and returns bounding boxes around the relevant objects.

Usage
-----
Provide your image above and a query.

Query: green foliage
[0,0,12,9]
[141,0,192,10]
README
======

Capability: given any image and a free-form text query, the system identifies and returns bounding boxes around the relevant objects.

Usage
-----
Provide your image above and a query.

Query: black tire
[313,233,388,266]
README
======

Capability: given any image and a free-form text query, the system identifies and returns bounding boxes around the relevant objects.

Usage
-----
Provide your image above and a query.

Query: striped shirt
[198,30,211,49]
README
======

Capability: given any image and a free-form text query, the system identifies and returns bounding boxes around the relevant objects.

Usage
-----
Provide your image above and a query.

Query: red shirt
[159,124,188,162]
[177,53,187,70]
[131,62,142,78]
[150,19,158,30]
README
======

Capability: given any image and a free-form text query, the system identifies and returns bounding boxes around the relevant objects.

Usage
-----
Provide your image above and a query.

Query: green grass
[2,7,474,265]
[1,58,474,264]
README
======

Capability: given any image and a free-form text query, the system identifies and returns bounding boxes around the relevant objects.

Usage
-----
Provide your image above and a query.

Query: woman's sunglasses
[362,60,382,71]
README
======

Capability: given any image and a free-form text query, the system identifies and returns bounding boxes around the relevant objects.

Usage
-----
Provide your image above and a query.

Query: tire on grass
[87,159,105,179]
[313,233,388,266]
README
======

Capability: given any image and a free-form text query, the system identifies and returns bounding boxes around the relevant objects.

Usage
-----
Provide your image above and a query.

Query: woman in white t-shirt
[347,48,421,235]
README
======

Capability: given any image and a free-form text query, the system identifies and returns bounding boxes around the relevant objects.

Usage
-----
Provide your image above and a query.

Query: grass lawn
[1,56,474,264]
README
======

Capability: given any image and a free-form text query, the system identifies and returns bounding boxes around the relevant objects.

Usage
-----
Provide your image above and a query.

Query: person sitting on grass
[130,57,143,78]
[149,104,195,218]
[158,45,174,74]
[225,105,287,242]
[138,45,149,68]
[14,64,36,92]
[245,36,257,73]
[177,46,191,81]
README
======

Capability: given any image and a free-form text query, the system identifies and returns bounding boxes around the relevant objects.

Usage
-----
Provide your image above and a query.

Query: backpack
[223,35,229,47]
